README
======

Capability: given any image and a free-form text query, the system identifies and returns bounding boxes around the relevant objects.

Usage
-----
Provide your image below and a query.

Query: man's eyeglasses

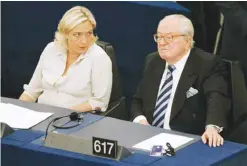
[153,33,186,43]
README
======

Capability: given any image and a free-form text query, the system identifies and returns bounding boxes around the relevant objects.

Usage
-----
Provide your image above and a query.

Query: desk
[1,97,104,132]
[2,97,247,166]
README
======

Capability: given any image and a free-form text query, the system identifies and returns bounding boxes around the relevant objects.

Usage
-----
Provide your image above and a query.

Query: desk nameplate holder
[0,122,14,138]
[44,132,132,161]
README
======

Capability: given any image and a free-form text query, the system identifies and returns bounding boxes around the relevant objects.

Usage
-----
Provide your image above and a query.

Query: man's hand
[139,119,150,125]
[201,126,224,147]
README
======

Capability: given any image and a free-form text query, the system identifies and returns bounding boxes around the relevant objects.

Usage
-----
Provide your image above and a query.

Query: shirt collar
[75,43,97,62]
[55,42,97,62]
[54,42,66,57]
[82,43,96,59]
[166,49,191,73]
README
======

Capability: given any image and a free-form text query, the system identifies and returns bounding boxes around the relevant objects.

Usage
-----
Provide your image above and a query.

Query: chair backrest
[96,40,123,102]
[224,59,247,144]
[96,41,128,120]
[224,60,247,124]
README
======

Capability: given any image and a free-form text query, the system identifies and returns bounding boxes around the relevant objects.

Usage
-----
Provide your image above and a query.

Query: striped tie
[152,65,176,128]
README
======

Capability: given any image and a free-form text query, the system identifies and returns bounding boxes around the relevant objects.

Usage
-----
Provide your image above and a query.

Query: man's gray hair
[161,14,195,47]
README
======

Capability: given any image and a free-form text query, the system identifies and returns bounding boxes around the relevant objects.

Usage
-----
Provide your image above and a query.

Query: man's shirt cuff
[206,124,223,133]
[133,115,147,123]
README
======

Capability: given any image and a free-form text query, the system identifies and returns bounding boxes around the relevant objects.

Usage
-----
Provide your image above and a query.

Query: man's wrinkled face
[156,19,190,63]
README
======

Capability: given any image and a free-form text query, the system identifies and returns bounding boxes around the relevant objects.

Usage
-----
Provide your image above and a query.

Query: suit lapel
[147,55,166,121]
[170,50,198,120]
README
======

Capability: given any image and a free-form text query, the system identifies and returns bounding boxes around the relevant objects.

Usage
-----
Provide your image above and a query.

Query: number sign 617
[92,137,117,159]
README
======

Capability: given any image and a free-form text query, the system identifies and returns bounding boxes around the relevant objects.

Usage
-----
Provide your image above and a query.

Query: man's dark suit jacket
[215,2,247,87]
[131,48,231,135]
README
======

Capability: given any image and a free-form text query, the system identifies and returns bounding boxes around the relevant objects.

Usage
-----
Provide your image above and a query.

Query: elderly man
[131,14,231,147]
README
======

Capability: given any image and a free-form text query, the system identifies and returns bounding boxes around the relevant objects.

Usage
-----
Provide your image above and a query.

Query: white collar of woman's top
[55,42,97,61]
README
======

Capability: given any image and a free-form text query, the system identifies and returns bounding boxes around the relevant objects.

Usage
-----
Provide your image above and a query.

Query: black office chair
[96,41,129,120]
[223,60,247,144]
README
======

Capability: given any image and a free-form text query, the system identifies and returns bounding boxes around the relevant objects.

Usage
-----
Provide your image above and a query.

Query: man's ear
[186,37,192,48]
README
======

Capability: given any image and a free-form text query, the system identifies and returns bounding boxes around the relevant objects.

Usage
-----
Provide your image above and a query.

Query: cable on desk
[44,112,84,140]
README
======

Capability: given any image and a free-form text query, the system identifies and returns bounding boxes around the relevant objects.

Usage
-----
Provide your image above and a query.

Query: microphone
[91,107,102,114]
[90,97,125,115]
[44,97,125,140]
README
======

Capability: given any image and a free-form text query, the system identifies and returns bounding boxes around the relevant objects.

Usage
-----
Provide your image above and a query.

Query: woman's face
[67,21,94,55]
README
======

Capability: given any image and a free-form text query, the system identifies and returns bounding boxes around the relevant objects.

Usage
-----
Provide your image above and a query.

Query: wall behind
[1,1,188,111]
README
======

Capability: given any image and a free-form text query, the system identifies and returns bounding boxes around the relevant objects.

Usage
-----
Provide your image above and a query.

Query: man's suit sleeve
[203,59,231,129]
[130,53,156,121]
[215,2,247,38]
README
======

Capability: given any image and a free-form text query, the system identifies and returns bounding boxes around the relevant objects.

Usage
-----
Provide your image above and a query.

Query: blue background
[1,1,189,113]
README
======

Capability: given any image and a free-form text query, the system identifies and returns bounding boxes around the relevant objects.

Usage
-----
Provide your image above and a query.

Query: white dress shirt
[134,50,190,129]
[23,41,112,111]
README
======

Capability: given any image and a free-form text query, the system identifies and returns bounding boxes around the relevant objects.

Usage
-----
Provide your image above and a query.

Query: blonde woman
[19,6,112,112]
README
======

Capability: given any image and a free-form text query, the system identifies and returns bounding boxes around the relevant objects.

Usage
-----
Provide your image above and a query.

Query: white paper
[0,103,53,129]
[133,133,193,151]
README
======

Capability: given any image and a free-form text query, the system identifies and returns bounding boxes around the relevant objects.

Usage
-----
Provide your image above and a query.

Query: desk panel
[71,117,199,148]
[2,98,247,165]
[151,141,247,166]
[1,97,72,132]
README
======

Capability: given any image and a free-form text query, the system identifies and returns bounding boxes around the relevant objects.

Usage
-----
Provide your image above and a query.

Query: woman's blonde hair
[54,6,97,49]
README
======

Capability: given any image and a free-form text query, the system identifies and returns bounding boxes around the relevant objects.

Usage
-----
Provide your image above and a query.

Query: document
[0,103,53,129]
[133,133,193,151]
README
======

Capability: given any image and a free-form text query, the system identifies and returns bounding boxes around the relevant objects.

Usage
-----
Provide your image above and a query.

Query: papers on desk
[0,103,53,129]
[133,133,193,151]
